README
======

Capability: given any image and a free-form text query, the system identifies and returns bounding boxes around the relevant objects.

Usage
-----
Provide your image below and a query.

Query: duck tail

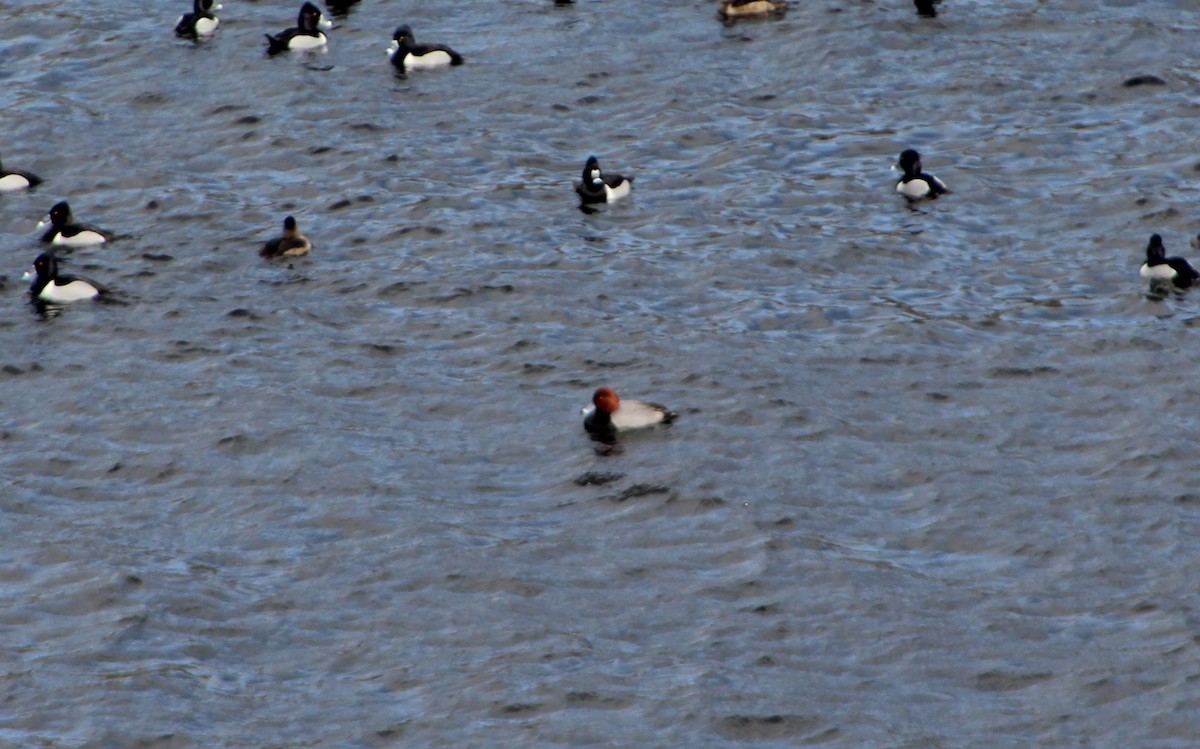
[265,34,287,55]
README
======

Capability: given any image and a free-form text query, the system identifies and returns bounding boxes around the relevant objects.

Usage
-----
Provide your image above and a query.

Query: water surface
[3,1,1200,747]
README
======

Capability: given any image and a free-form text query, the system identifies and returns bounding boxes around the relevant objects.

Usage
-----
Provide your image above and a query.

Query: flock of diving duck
[6,0,1194,439]
[173,0,809,42]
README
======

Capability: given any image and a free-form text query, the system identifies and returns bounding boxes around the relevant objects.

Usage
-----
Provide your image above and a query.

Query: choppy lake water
[4,1,1200,746]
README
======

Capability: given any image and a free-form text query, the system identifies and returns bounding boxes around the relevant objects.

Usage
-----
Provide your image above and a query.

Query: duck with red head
[582,386,676,434]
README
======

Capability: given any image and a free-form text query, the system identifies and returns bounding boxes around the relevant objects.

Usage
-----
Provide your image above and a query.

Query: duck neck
[589,408,613,429]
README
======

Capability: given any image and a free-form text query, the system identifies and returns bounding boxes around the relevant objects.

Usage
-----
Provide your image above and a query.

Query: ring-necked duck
[575,156,633,205]
[387,25,464,72]
[265,2,332,55]
[1140,233,1199,288]
[260,215,312,258]
[894,148,949,200]
[27,252,102,304]
[37,201,111,247]
[175,0,221,38]
[0,153,43,191]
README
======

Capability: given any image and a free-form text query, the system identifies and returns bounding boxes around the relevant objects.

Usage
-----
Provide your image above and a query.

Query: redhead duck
[582,386,675,434]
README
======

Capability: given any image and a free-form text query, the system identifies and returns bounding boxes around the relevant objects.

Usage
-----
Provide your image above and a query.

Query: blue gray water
[4,1,1200,746]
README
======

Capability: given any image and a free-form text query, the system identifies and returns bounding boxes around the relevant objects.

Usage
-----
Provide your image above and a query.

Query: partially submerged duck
[0,152,43,191]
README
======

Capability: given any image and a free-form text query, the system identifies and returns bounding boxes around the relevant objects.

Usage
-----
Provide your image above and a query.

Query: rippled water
[4,1,1200,746]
